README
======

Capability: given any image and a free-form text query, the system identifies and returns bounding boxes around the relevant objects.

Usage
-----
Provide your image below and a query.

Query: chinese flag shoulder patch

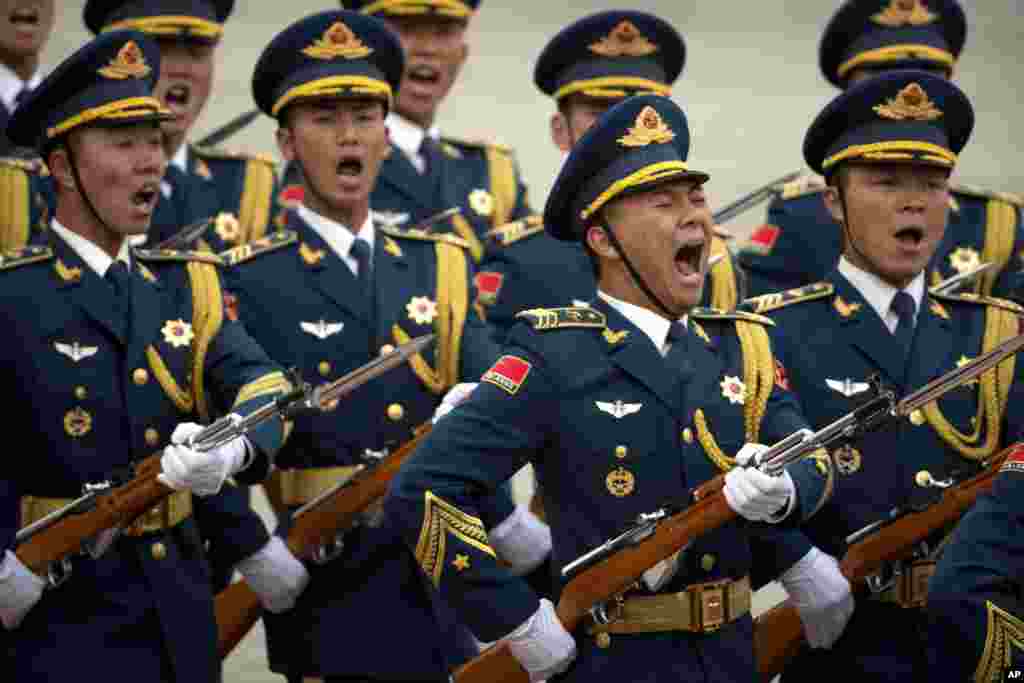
[747,224,781,255]
[999,443,1024,476]
[774,359,790,391]
[474,271,504,306]
[482,355,532,395]
[278,184,305,208]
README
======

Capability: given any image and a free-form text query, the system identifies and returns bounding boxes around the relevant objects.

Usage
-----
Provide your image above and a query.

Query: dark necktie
[105,260,133,337]
[665,320,693,375]
[891,290,916,360]
[419,136,441,176]
[350,237,374,351]
[13,86,31,110]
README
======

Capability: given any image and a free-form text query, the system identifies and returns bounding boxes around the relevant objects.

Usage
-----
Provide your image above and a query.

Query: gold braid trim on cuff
[415,491,495,588]
[975,601,1024,682]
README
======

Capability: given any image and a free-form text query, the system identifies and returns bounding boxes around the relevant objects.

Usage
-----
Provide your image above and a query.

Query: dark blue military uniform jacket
[477,216,747,340]
[387,299,833,682]
[370,136,532,263]
[222,209,516,679]
[147,144,280,252]
[0,237,289,683]
[926,447,1024,683]
[739,175,1024,302]
[745,270,1024,680]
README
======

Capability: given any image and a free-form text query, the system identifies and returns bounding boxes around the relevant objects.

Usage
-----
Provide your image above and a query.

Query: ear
[46,146,76,192]
[823,185,844,224]
[585,223,619,260]
[455,40,469,72]
[550,111,571,153]
[276,124,296,163]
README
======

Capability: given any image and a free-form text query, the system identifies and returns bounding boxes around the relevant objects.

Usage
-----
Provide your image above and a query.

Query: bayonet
[712,171,803,225]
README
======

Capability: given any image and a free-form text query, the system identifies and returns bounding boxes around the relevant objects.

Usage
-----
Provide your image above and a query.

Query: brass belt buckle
[693,581,727,633]
[899,560,935,608]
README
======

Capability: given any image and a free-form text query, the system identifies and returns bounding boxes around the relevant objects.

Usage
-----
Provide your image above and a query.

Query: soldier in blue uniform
[84,0,281,252]
[227,11,550,682]
[384,94,839,683]
[477,11,745,342]
[925,445,1024,682]
[0,30,308,682]
[738,0,1024,303]
[742,70,1024,681]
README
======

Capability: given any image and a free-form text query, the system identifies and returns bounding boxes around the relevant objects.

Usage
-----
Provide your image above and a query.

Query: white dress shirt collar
[170,143,188,173]
[386,112,440,174]
[297,204,375,277]
[0,61,42,113]
[837,256,925,333]
[50,219,132,277]
[597,289,687,356]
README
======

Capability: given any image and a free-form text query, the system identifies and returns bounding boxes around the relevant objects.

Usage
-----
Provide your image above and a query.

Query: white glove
[0,550,45,629]
[488,504,552,576]
[158,420,250,497]
[433,382,478,424]
[236,537,310,614]
[504,598,576,683]
[779,547,854,649]
[722,443,795,522]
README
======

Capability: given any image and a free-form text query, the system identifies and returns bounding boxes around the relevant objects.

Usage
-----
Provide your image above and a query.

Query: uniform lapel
[906,287,955,391]
[829,270,907,390]
[370,226,416,348]
[375,143,436,214]
[290,212,370,324]
[592,298,687,420]
[50,233,127,345]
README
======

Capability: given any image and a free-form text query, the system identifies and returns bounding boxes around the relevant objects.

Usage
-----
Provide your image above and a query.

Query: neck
[0,52,38,83]
[305,193,369,235]
[395,107,434,131]
[55,200,126,260]
[842,249,918,290]
[598,266,683,322]
[162,131,186,160]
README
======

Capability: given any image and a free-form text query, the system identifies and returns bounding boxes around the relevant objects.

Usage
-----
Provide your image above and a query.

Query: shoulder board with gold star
[485,215,544,247]
[190,144,276,169]
[741,282,835,314]
[219,231,298,266]
[777,173,827,201]
[948,182,1024,207]
[515,306,606,331]
[377,223,470,249]
[930,290,1024,315]
[0,156,47,175]
[440,134,513,155]
[134,248,223,266]
[0,245,52,272]
[690,307,775,326]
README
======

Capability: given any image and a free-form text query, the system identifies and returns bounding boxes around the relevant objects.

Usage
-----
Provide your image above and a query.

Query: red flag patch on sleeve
[223,292,239,322]
[774,359,790,391]
[482,355,532,395]
[747,224,781,255]
[474,271,504,305]
[278,184,305,208]
[999,443,1024,475]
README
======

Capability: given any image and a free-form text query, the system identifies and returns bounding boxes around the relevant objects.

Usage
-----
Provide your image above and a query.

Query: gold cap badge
[873,82,943,121]
[98,41,151,80]
[302,21,373,60]
[871,0,938,27]
[589,20,659,58]
[617,105,675,148]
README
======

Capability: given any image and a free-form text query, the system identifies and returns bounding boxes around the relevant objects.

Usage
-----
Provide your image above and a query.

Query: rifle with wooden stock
[215,420,433,657]
[453,329,1024,683]
[754,441,1017,681]
[13,335,433,588]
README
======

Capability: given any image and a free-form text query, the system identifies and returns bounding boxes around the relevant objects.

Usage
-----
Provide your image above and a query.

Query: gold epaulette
[377,223,470,249]
[931,290,1024,316]
[778,173,827,201]
[219,230,297,266]
[0,245,52,271]
[485,215,544,247]
[741,282,834,314]
[515,306,606,331]
[190,144,276,168]
[134,247,223,266]
[690,307,775,326]
[950,183,1024,207]
[0,156,47,175]
[440,134,512,155]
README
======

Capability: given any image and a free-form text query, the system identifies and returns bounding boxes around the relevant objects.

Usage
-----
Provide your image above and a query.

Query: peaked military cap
[803,70,973,176]
[820,0,966,88]
[534,10,684,102]
[340,0,480,21]
[252,10,404,119]
[544,93,709,242]
[84,0,234,43]
[7,30,172,154]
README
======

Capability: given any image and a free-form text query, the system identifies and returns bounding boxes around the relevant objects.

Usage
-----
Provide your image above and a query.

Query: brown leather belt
[20,490,192,537]
[274,466,363,507]
[872,559,936,609]
[586,576,751,638]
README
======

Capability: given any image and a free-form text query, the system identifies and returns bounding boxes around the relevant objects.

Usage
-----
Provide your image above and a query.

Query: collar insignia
[55,259,82,283]
[833,295,862,318]
[589,20,658,57]
[873,82,943,121]
[98,41,151,80]
[618,105,675,148]
[303,21,373,60]
[299,242,325,266]
[929,299,950,320]
[602,328,629,345]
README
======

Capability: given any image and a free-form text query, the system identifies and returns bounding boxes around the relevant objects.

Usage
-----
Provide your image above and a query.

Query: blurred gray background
[43,2,1024,680]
